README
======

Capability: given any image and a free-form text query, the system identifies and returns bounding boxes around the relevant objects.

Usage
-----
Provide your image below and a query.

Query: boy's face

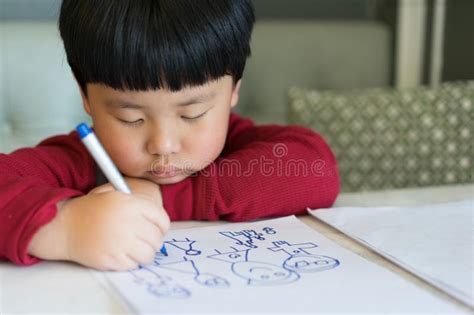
[80,75,241,185]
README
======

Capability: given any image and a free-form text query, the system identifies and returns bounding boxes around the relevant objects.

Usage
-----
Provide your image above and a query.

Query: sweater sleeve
[0,132,97,265]
[161,113,340,222]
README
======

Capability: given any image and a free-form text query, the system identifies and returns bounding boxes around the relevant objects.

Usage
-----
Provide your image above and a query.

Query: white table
[1,184,473,314]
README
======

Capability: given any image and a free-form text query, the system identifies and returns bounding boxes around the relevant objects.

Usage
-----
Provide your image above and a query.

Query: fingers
[140,206,171,235]
[111,230,161,271]
[100,238,158,271]
[135,220,164,252]
[106,243,156,271]
[127,241,157,266]
[126,178,163,204]
[104,254,138,271]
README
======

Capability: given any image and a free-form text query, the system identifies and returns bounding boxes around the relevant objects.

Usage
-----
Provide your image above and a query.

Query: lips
[149,165,182,178]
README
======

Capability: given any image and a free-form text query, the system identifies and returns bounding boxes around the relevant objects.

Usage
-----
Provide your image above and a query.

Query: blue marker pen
[76,123,167,256]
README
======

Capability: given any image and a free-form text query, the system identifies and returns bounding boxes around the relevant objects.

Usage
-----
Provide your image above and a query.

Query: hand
[28,178,170,271]
[63,190,170,270]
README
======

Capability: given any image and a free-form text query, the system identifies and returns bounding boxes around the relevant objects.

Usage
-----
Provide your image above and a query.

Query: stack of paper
[309,200,474,308]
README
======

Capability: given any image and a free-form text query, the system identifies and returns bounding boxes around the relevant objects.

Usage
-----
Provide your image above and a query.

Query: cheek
[110,143,143,175]
[88,104,147,176]
[185,116,229,168]
[190,135,224,165]
[94,126,145,175]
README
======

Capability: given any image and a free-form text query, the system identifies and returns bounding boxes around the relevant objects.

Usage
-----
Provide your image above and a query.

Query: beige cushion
[289,81,474,192]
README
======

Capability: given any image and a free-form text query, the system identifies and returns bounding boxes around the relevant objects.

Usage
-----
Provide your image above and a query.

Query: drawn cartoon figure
[165,238,202,256]
[268,241,340,273]
[208,247,300,286]
[262,227,277,235]
[219,230,266,248]
[155,257,230,288]
[129,265,191,299]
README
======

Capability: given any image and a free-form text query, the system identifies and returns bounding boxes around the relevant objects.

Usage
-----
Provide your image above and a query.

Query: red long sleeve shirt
[0,113,339,265]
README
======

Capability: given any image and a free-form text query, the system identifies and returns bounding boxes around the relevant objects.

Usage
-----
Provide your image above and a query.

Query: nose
[146,126,181,156]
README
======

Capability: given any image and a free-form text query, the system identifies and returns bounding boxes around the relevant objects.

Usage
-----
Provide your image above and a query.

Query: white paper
[103,216,467,314]
[309,200,474,308]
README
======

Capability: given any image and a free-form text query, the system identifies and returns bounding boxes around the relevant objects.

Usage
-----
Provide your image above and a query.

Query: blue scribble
[219,230,266,248]
[128,265,191,299]
[262,227,277,235]
[268,241,340,273]
[208,247,300,286]
[156,256,230,288]
[268,240,318,255]
[165,238,202,256]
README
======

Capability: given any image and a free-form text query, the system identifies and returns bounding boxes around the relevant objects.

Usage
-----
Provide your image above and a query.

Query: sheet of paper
[103,216,467,314]
[309,200,474,308]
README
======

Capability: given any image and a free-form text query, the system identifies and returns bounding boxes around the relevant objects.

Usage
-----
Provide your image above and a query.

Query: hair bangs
[59,0,255,93]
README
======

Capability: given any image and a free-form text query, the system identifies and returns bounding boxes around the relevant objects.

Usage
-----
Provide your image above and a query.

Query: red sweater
[0,113,339,265]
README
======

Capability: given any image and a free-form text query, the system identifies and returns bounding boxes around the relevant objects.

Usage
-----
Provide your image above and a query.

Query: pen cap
[76,123,92,139]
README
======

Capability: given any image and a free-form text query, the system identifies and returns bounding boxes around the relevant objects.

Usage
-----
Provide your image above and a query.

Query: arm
[27,181,170,270]
[0,131,170,269]
[0,132,96,265]
[161,113,340,222]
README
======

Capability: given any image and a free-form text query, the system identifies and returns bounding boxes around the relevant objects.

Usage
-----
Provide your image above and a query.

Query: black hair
[58,0,255,94]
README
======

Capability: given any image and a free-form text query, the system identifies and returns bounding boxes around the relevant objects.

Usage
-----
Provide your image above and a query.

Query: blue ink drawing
[219,230,266,248]
[268,241,340,273]
[153,250,172,265]
[128,265,191,299]
[155,256,230,288]
[262,227,277,235]
[165,238,202,256]
[208,247,300,286]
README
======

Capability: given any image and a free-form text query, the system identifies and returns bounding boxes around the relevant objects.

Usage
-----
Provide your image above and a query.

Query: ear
[78,84,92,116]
[230,79,242,108]
[72,74,92,115]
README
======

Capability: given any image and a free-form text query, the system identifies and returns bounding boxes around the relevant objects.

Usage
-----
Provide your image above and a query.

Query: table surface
[1,184,473,314]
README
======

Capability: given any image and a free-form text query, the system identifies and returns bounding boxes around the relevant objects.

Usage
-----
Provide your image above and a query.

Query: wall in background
[0,0,61,20]
[253,0,373,19]
[1,0,471,82]
[0,0,375,20]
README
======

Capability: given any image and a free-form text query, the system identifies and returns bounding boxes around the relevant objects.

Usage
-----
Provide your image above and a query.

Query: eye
[117,118,144,126]
[181,111,207,121]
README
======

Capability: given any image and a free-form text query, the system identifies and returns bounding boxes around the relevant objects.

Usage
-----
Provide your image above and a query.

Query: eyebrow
[176,92,216,106]
[105,100,144,109]
[105,92,216,109]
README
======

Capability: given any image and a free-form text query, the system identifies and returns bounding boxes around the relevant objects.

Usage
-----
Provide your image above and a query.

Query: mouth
[148,165,183,178]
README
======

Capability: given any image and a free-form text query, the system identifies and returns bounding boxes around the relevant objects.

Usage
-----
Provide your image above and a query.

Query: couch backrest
[237,21,391,124]
[0,22,89,152]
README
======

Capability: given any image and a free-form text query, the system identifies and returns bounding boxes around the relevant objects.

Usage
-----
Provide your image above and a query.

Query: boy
[0,0,339,271]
